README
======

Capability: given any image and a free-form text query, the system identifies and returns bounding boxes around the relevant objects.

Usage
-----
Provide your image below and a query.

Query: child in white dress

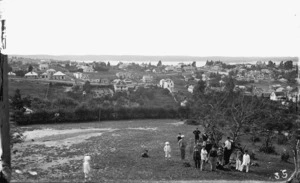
[241,150,251,172]
[83,155,92,182]
[164,142,171,159]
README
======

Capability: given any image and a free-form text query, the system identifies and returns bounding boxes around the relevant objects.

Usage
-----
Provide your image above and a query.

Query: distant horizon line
[8,54,299,58]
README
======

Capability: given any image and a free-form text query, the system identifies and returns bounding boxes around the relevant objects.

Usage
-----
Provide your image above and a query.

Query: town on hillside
[8,56,299,105]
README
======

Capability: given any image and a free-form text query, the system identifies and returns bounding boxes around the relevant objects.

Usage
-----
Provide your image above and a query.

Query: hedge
[15,106,181,125]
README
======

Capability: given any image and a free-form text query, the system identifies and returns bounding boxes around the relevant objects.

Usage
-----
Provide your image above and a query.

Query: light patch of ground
[22,128,117,147]
[126,127,158,131]
[23,128,114,141]
[169,121,185,126]
[34,132,104,147]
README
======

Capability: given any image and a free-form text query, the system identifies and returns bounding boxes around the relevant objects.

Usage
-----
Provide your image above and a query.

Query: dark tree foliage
[224,77,235,93]
[15,70,26,77]
[11,89,24,110]
[28,64,33,72]
[83,81,92,93]
[157,60,162,67]
[192,61,196,67]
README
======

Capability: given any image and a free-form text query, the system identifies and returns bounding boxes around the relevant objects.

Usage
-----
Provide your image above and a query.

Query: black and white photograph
[0,0,299,182]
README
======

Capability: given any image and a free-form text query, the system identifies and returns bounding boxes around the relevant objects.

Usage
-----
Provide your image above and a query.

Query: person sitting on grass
[142,150,149,158]
[83,155,92,182]
[240,150,250,173]
[164,142,171,159]
[200,145,208,171]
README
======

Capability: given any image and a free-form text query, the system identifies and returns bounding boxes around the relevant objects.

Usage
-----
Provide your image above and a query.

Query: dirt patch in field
[169,121,185,126]
[126,127,158,131]
[22,128,117,147]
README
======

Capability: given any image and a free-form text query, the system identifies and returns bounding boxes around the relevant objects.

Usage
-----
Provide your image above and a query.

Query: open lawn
[11,119,294,182]
[9,79,49,98]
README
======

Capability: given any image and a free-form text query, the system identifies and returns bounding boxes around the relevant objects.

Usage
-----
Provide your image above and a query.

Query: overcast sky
[2,0,300,57]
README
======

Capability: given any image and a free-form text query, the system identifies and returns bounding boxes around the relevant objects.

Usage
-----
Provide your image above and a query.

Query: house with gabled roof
[25,72,38,79]
[8,72,16,77]
[113,80,128,92]
[142,75,153,83]
[183,66,195,73]
[40,72,48,79]
[53,71,66,80]
[270,91,287,101]
[288,87,300,103]
[159,79,174,92]
[39,63,49,71]
[116,72,133,79]
[73,72,83,79]
[92,88,114,98]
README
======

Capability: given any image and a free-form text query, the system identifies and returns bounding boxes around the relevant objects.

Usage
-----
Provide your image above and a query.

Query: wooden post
[0,52,11,183]
[0,2,11,181]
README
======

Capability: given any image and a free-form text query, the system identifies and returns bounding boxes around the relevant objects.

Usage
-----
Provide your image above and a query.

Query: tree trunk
[0,52,11,182]
[287,140,300,183]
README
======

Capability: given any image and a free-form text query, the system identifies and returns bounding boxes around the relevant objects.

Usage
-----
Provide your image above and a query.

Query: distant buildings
[159,79,174,92]
[113,79,128,92]
[142,75,153,83]
[53,71,66,80]
[39,63,49,71]
[25,72,38,79]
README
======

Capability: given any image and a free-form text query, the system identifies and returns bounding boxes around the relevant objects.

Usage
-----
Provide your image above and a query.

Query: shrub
[259,145,276,154]
[16,106,180,125]
[185,119,200,126]
[277,134,288,145]
[250,136,261,143]
[281,150,290,162]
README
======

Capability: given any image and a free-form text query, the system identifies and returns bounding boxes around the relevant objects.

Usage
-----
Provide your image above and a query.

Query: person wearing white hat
[164,142,171,159]
[178,135,187,160]
[83,155,92,182]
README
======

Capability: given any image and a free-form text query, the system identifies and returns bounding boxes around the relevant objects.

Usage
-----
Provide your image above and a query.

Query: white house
[270,92,286,101]
[25,72,38,79]
[81,66,94,73]
[53,71,66,80]
[40,72,48,79]
[142,75,153,83]
[114,80,128,92]
[23,107,34,115]
[164,66,175,72]
[39,63,49,71]
[46,69,56,79]
[73,72,83,79]
[8,72,16,76]
[159,79,174,92]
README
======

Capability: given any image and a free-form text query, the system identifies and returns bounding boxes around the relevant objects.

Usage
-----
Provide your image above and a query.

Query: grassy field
[8,79,49,98]
[11,119,294,182]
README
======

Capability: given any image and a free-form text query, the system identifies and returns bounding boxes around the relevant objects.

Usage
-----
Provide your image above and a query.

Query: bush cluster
[15,107,179,125]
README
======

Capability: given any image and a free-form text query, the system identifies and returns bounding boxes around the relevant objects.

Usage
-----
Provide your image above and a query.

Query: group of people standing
[171,128,251,172]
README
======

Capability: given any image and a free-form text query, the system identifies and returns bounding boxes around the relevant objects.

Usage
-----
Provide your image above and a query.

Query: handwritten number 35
[274,170,288,179]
